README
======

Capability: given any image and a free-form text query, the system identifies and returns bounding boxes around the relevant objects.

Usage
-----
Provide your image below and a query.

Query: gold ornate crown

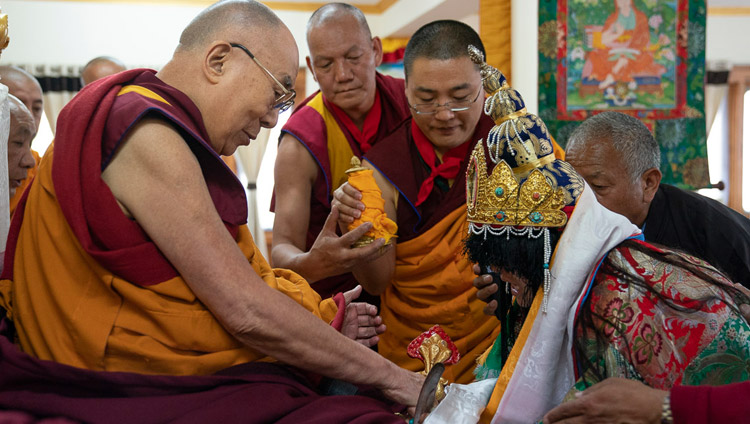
[466,141,568,228]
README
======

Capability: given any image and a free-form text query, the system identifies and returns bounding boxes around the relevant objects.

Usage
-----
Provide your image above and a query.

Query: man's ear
[641,167,662,203]
[204,42,232,83]
[305,56,318,83]
[372,36,383,67]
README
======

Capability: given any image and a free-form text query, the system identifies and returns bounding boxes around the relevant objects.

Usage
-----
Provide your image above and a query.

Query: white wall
[706,15,750,65]
[0,0,479,72]
[511,0,538,113]
[0,0,205,68]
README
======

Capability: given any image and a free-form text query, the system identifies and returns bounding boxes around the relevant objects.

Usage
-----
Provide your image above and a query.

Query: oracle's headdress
[464,45,584,312]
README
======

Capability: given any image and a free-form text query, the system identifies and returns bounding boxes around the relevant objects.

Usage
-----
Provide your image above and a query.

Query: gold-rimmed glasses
[409,87,483,115]
[230,42,296,113]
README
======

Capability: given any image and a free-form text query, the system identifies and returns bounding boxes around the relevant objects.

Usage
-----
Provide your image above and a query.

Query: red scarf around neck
[411,119,471,206]
[327,90,382,153]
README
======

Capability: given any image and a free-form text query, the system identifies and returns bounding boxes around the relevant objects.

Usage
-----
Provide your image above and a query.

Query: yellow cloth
[307,93,356,192]
[551,136,566,161]
[347,169,397,244]
[9,150,41,217]
[0,147,339,375]
[379,206,501,384]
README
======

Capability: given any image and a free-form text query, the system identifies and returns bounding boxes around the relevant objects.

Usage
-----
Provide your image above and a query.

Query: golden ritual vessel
[344,156,397,247]
[407,325,460,405]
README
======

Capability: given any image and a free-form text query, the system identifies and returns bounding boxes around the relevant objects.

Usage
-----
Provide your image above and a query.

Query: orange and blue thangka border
[538,0,708,189]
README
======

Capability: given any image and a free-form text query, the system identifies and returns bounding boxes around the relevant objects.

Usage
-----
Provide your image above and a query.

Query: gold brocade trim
[493,108,528,126]
[466,143,568,227]
[512,153,555,175]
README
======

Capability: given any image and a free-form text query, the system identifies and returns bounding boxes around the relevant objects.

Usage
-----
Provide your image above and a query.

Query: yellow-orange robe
[364,116,499,384]
[0,69,340,376]
[365,116,565,384]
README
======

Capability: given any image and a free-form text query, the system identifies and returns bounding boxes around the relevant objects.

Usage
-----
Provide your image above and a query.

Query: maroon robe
[364,115,495,241]
[272,73,409,301]
[0,70,404,423]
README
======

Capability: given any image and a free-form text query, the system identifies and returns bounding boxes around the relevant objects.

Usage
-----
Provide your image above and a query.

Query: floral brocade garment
[570,241,750,397]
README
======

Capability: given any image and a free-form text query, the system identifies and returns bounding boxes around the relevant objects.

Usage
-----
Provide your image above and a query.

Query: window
[728,66,750,215]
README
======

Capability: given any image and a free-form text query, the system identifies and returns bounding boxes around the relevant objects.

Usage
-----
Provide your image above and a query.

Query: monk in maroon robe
[271,3,409,306]
[0,1,423,421]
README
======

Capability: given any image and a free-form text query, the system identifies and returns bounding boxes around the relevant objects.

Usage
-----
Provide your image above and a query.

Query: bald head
[305,3,379,119]
[403,20,485,79]
[306,3,371,43]
[81,56,127,86]
[158,0,298,157]
[0,66,43,133]
[178,0,282,51]
[8,95,34,132]
[7,94,36,198]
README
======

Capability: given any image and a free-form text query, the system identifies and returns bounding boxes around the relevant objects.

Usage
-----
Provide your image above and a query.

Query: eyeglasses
[409,87,483,115]
[230,43,296,113]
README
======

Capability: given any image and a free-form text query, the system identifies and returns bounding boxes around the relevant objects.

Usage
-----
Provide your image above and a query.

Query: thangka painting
[538,0,709,188]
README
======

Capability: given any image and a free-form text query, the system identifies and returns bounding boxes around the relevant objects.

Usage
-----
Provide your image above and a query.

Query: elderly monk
[6,95,36,198]
[0,1,422,421]
[80,56,127,86]
[272,3,409,305]
[566,111,750,287]
[0,66,43,215]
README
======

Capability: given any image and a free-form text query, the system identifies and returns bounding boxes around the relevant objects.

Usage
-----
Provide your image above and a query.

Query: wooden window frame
[727,65,750,214]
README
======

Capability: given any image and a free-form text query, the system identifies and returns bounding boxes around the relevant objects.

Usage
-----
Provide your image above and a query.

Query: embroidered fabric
[490,186,638,423]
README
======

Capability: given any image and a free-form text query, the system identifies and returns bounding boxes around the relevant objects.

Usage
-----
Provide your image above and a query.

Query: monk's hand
[473,264,498,316]
[542,378,667,424]
[332,182,365,226]
[380,368,426,413]
[341,285,386,347]
[307,206,390,279]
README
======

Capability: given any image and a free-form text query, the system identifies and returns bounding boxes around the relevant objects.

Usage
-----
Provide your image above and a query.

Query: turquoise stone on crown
[529,211,543,223]
[494,187,504,197]
[494,211,506,222]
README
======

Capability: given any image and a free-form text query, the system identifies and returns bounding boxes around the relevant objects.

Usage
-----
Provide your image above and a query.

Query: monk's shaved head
[81,56,127,86]
[179,0,282,51]
[8,94,34,130]
[158,0,298,157]
[403,20,485,78]
[306,2,371,42]
[0,66,43,132]
[0,66,41,94]
[7,94,36,197]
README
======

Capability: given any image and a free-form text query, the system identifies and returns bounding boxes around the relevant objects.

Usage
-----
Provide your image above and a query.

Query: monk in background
[0,1,422,421]
[80,56,127,86]
[6,95,36,199]
[272,3,409,307]
[0,66,43,215]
